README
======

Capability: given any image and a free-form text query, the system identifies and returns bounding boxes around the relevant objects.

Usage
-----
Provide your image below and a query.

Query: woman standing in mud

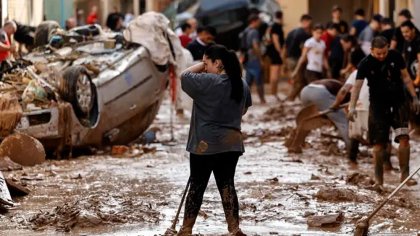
[178,44,251,235]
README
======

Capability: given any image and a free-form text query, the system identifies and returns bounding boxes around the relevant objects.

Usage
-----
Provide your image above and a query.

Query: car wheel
[59,66,97,122]
[34,21,60,47]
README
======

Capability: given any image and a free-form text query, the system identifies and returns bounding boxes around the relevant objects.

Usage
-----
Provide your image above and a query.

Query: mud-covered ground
[1,83,420,236]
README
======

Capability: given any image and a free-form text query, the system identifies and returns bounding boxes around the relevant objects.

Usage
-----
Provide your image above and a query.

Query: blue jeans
[300,84,350,147]
[245,59,263,86]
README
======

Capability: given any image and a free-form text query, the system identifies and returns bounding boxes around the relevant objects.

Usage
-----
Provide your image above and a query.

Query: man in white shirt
[291,24,331,97]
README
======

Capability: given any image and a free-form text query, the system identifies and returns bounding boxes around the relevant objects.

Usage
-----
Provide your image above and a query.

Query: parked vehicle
[164,0,281,50]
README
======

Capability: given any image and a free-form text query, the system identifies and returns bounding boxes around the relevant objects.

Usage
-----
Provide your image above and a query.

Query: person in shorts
[348,36,420,187]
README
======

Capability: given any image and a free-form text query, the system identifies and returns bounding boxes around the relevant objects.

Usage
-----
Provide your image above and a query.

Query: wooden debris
[0,94,23,137]
[5,178,30,196]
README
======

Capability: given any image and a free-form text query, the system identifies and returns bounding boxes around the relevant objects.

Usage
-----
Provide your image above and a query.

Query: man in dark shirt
[186,26,216,61]
[401,20,420,137]
[391,9,419,53]
[349,36,420,187]
[401,21,420,82]
[285,14,312,100]
[285,14,312,69]
[328,5,348,35]
[350,8,368,37]
[379,17,394,43]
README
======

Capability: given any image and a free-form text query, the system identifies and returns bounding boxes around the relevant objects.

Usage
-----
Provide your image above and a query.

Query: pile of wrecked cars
[0,12,190,158]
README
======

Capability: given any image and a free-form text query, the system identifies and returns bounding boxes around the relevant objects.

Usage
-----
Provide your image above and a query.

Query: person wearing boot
[348,36,420,187]
[331,67,394,170]
[179,44,251,235]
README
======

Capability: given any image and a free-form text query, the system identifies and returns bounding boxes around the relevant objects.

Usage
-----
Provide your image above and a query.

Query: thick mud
[0,85,419,235]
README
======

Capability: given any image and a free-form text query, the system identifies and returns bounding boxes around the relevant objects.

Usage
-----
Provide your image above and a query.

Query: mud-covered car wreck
[0,12,191,157]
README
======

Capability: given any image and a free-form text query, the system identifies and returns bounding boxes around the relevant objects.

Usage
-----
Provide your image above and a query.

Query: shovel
[354,165,420,236]
[301,103,349,123]
[164,177,191,236]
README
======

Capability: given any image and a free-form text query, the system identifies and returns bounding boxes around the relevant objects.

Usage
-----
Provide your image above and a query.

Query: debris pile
[29,194,161,232]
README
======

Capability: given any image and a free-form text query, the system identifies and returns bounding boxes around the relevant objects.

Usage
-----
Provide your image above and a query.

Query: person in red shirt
[86,5,99,25]
[179,22,193,48]
[0,21,17,62]
[321,22,339,57]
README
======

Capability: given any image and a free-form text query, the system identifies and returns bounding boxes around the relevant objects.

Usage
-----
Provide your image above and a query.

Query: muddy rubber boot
[398,146,417,186]
[373,147,385,186]
[383,143,395,171]
[176,226,193,236]
[229,228,247,236]
[347,139,359,164]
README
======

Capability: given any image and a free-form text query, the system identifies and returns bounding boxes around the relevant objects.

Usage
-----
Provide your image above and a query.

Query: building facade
[278,0,420,34]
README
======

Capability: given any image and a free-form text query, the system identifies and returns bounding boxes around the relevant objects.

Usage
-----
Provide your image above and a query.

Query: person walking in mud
[178,44,251,235]
[241,14,266,104]
[348,36,420,187]
[291,24,331,93]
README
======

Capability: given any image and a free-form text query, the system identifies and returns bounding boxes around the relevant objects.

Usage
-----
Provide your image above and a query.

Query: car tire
[59,66,97,122]
[34,21,60,47]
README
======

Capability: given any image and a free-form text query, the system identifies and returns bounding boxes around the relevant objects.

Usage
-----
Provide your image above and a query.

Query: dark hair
[340,34,357,46]
[181,22,191,32]
[326,22,340,31]
[313,23,324,31]
[381,17,393,26]
[401,20,416,30]
[204,44,243,103]
[300,14,312,22]
[354,8,365,17]
[371,36,388,49]
[372,14,383,23]
[197,25,217,37]
[248,14,260,24]
[398,9,412,19]
[332,5,342,13]
[275,11,283,20]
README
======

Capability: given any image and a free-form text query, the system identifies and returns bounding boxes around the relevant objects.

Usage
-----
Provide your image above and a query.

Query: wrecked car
[0,12,190,157]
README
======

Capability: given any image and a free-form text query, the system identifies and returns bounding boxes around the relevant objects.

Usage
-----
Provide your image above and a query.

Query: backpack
[239,28,249,64]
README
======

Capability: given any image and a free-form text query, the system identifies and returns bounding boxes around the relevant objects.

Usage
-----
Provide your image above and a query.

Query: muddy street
[1,87,420,236]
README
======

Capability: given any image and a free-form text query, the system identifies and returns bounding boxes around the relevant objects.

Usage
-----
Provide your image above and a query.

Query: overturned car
[0,12,190,157]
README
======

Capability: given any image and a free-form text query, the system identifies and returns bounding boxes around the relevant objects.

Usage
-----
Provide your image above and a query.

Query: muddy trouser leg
[213,152,241,233]
[369,104,392,186]
[383,142,394,170]
[347,138,359,162]
[373,144,386,185]
[253,61,265,103]
[393,102,412,183]
[287,60,304,100]
[398,145,410,182]
[179,153,213,234]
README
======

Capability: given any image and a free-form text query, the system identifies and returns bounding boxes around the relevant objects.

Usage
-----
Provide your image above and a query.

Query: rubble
[315,186,369,202]
[307,212,344,227]
[0,94,23,136]
[0,156,22,171]
[28,194,161,232]
[0,133,46,166]
[0,171,14,207]
[5,179,30,196]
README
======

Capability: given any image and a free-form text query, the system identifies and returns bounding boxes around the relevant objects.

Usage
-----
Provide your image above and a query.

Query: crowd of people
[1,6,419,234]
[176,6,420,233]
